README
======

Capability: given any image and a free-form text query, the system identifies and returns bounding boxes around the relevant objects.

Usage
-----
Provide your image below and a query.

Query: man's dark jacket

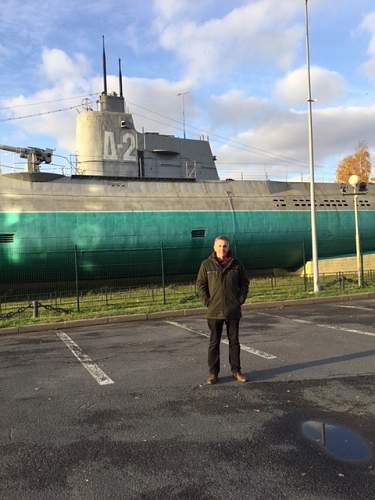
[196,252,249,319]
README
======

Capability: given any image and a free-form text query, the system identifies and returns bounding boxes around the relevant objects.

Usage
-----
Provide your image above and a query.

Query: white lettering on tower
[122,132,137,161]
[103,131,117,160]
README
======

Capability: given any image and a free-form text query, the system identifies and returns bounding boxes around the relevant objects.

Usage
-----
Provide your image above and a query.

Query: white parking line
[56,331,114,386]
[165,320,277,360]
[337,305,375,312]
[256,312,375,338]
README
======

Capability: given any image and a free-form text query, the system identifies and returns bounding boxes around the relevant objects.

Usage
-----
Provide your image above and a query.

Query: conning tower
[76,38,218,180]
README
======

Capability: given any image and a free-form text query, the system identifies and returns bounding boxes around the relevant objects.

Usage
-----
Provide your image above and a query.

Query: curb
[1,291,375,337]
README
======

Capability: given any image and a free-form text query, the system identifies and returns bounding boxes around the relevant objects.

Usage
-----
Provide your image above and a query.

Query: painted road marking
[56,331,114,386]
[256,312,375,338]
[337,305,375,312]
[166,320,277,360]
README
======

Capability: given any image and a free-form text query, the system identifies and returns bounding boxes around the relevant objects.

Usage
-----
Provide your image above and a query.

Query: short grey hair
[214,235,230,245]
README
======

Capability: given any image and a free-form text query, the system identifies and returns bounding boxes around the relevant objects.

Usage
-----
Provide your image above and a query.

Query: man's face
[214,239,230,260]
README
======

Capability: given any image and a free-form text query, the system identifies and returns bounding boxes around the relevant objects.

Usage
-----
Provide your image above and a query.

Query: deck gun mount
[0,144,53,173]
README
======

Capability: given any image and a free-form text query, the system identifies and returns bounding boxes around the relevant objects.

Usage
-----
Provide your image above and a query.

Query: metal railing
[1,269,375,327]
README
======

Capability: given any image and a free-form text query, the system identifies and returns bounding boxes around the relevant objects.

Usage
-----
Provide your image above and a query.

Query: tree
[336,143,372,184]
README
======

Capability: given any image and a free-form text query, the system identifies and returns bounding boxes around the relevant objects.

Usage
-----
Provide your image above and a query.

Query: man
[196,236,249,385]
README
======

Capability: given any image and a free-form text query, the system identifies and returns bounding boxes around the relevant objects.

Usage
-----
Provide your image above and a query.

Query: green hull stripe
[1,210,374,280]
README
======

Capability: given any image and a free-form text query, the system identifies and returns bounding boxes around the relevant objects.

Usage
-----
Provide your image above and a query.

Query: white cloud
[153,0,192,24]
[153,0,304,84]
[275,66,346,107]
[360,11,375,78]
[153,0,218,26]
[212,99,375,179]
[3,49,93,152]
[40,48,90,83]
[2,48,191,153]
[210,90,276,130]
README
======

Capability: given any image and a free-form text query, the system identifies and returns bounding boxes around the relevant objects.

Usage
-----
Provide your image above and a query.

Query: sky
[1,0,375,181]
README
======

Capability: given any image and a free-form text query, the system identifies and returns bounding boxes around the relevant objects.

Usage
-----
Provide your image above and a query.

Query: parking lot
[1,297,375,499]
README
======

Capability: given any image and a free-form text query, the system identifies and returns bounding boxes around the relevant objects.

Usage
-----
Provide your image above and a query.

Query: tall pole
[177,91,189,139]
[304,0,320,293]
[102,35,107,95]
[353,187,363,287]
[118,58,123,97]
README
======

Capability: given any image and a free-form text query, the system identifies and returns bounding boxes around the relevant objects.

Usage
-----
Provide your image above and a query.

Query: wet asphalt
[1,297,375,499]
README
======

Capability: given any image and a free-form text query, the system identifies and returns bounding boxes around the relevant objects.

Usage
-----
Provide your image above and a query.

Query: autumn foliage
[336,143,372,184]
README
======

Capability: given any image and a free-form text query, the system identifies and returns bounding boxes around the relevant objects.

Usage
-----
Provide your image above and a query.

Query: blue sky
[1,0,375,181]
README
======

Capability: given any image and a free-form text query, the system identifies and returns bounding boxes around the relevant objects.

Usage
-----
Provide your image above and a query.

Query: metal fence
[0,245,213,286]
[1,268,374,327]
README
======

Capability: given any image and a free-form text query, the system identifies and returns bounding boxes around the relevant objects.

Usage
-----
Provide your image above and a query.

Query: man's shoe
[207,373,218,385]
[232,371,247,383]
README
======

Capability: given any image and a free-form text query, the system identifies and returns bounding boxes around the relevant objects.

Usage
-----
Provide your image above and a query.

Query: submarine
[1,45,375,287]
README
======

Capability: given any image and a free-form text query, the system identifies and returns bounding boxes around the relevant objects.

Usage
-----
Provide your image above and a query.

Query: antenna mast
[118,58,123,97]
[102,35,107,95]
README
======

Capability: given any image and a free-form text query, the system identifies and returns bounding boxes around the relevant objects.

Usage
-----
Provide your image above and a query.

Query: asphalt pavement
[1,297,375,499]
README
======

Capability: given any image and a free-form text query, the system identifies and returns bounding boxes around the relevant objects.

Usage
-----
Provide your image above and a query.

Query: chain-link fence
[1,260,375,327]
[1,245,213,288]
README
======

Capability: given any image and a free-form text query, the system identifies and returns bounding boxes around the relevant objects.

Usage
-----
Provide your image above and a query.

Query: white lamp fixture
[348,175,360,187]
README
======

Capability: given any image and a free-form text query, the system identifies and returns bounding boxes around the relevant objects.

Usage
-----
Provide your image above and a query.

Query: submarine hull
[1,176,374,286]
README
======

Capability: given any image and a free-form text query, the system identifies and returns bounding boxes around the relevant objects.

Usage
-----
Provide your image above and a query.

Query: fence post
[32,300,39,319]
[360,250,365,286]
[302,240,308,292]
[160,242,166,305]
[338,272,343,291]
[74,245,80,312]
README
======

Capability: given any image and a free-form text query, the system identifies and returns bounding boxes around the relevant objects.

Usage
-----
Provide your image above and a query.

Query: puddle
[302,420,372,463]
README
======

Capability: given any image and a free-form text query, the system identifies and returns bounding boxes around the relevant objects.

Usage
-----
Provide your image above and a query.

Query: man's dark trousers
[208,319,241,375]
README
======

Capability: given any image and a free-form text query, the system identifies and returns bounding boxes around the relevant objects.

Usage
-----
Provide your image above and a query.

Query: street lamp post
[304,0,320,293]
[348,175,364,287]
[177,91,189,139]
